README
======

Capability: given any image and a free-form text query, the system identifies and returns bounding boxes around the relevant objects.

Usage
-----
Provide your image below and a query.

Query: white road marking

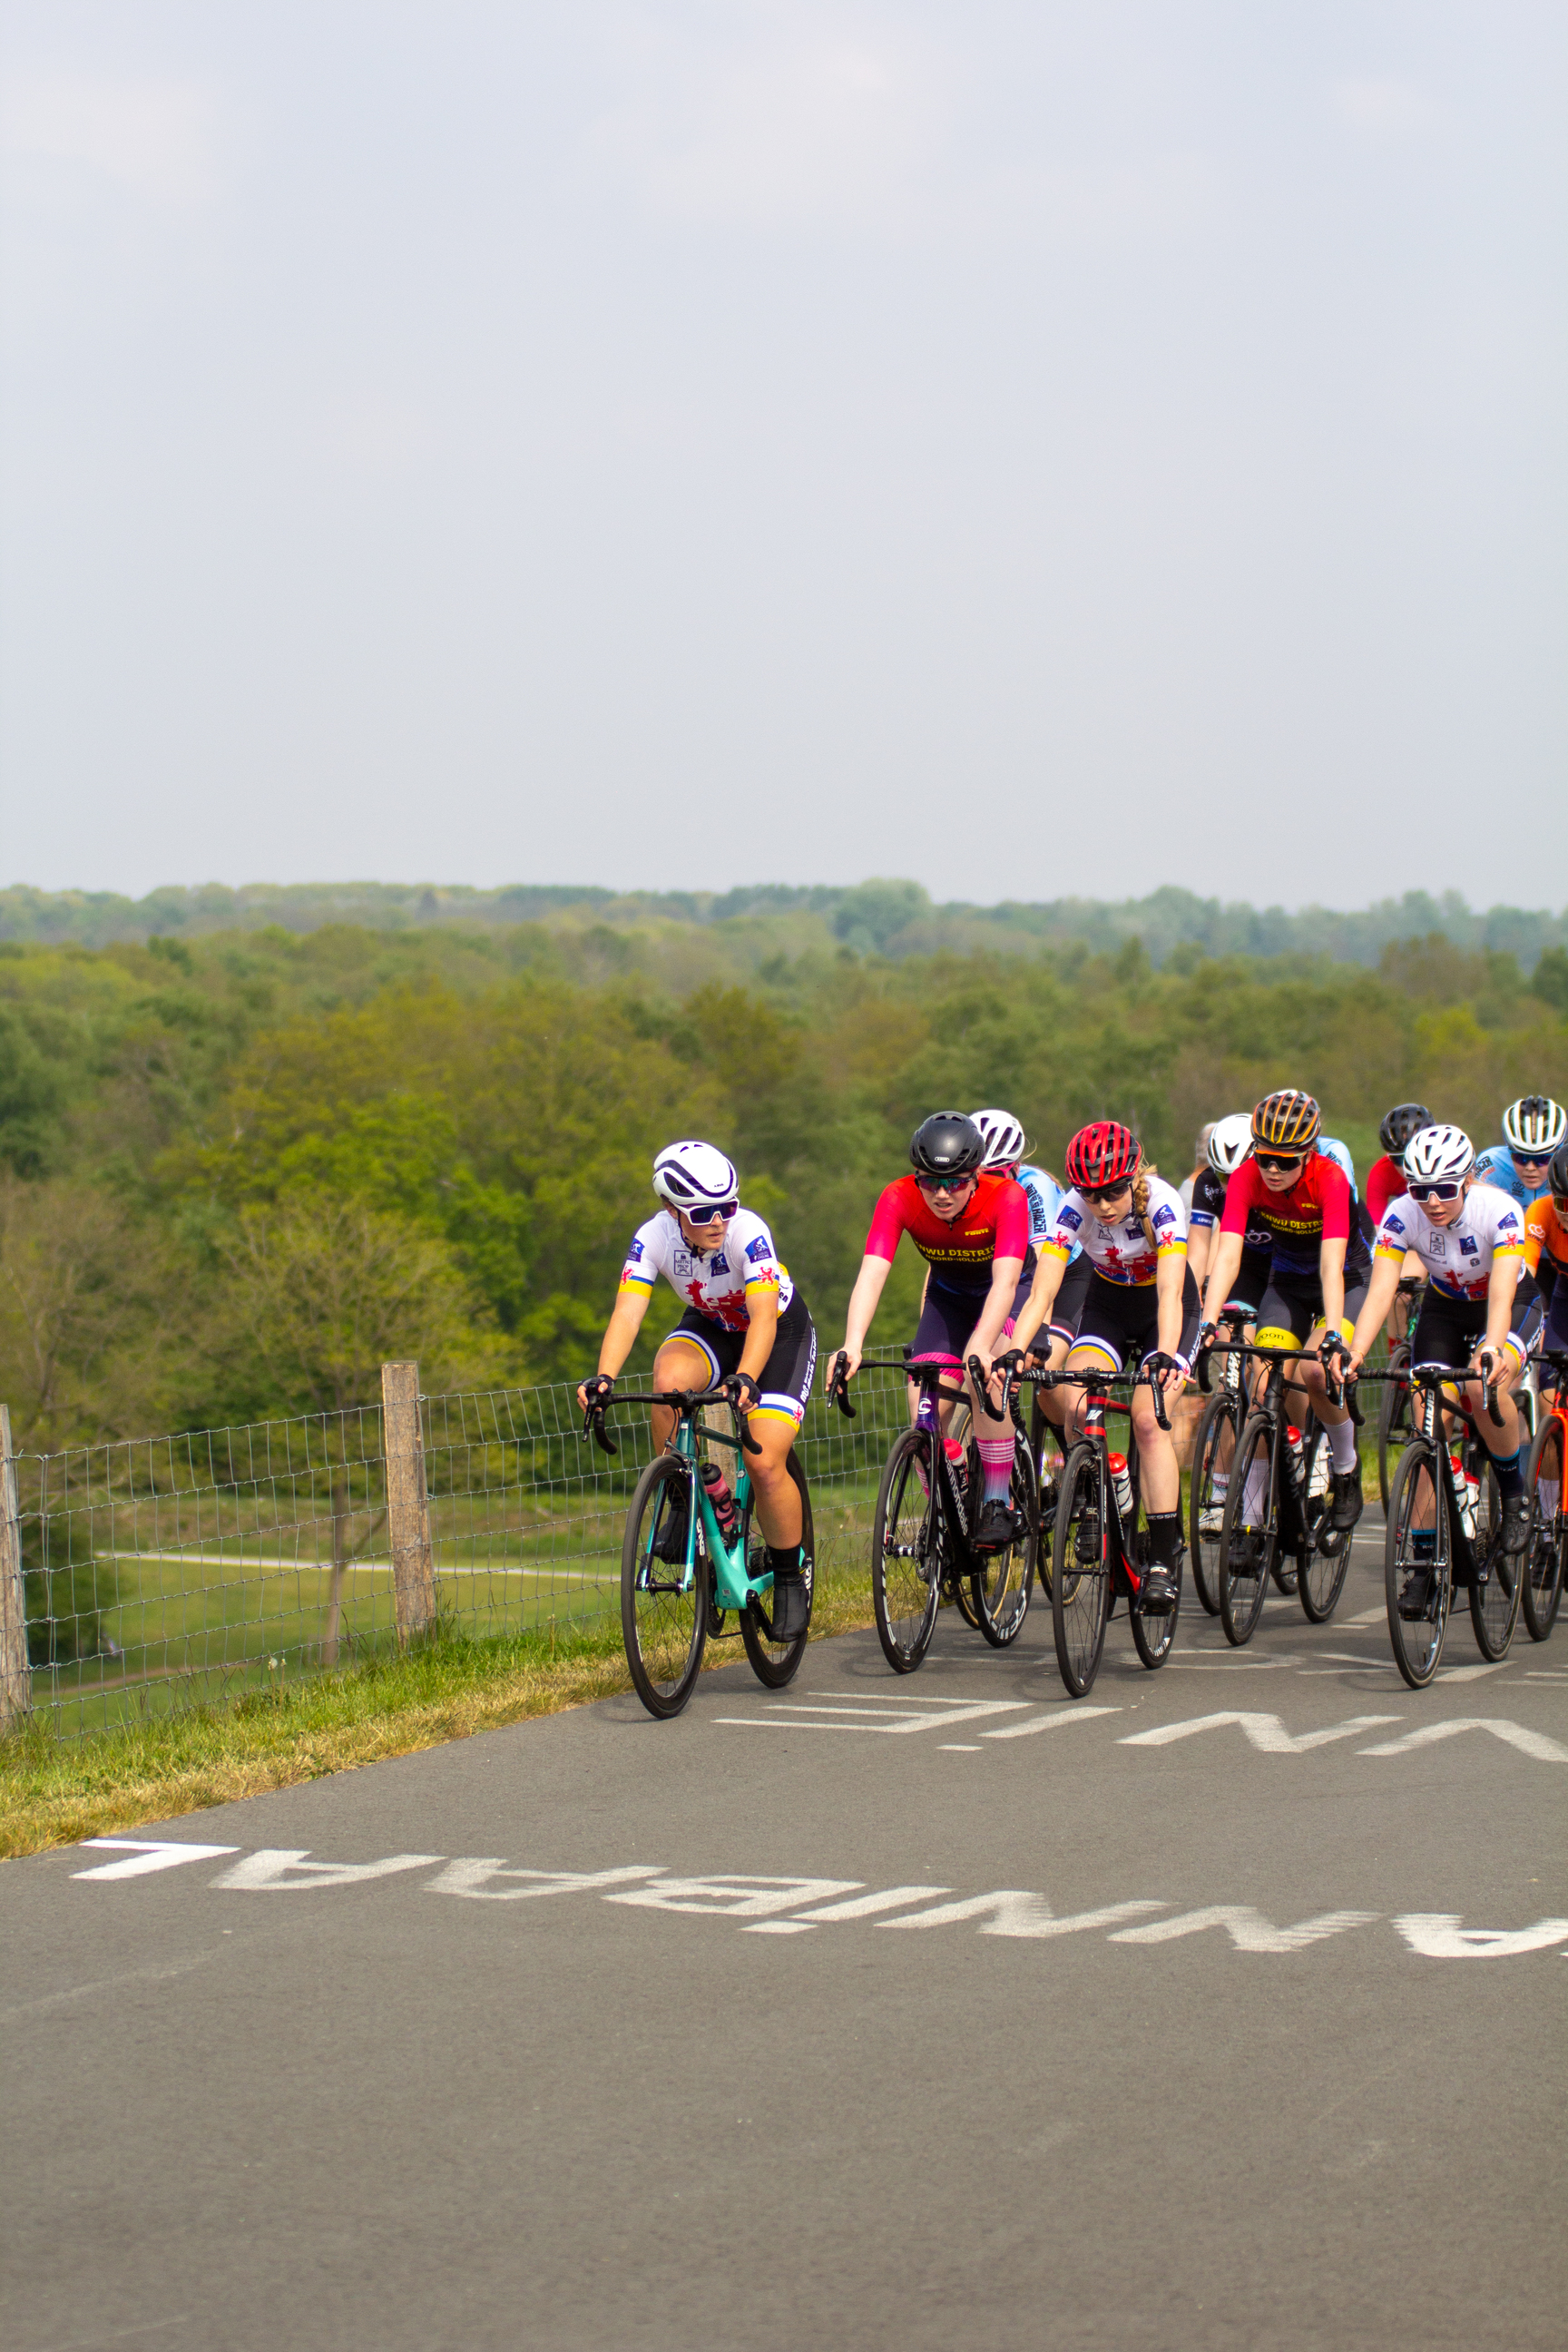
[426,1862,662,1900]
[1357,1719,1568,1761]
[1,1953,215,2020]
[212,1849,443,1890]
[73,1840,240,1880]
[606,1875,862,1919]
[788,1886,950,1922]
[714,1698,1030,1735]
[1434,1662,1509,1682]
[940,1742,983,1749]
[1110,1907,1378,1953]
[1344,1606,1388,1626]
[982,1704,1121,1740]
[882,1893,1166,1937]
[1394,1914,1568,1959]
[1118,1712,1402,1755]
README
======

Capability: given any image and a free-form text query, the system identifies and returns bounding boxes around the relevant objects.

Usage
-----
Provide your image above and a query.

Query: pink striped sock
[976,1438,1014,1504]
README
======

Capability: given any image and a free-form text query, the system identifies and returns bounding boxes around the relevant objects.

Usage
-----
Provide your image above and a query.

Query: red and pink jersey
[864,1172,1032,1296]
[1220,1150,1371,1279]
[1366,1154,1406,1227]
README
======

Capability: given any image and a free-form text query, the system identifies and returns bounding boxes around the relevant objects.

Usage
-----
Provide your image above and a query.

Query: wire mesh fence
[5,1365,916,1740]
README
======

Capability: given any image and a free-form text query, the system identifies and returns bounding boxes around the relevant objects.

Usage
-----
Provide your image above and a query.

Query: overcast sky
[2,2,1563,908]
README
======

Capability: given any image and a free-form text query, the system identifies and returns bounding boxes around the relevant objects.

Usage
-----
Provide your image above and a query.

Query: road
[5,1522,1566,2351]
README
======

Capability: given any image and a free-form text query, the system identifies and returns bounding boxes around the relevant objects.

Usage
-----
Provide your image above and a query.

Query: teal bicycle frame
[613,1391,778,1613]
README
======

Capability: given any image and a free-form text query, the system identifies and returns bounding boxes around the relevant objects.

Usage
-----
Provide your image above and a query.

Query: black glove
[582,1373,615,1406]
[991,1347,1024,1379]
[1142,1351,1181,1380]
[724,1371,761,1415]
[1318,1329,1349,1366]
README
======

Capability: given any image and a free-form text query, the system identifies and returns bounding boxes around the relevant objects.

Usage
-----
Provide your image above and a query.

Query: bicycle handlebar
[1350,1361,1503,1426]
[582,1386,762,1455]
[997,1358,1172,1433]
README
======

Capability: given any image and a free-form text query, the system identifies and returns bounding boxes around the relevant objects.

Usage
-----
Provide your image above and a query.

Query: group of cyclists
[578,1086,1568,1651]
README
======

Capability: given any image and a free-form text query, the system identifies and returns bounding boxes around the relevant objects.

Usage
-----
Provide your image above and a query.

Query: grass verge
[0,1556,879,1861]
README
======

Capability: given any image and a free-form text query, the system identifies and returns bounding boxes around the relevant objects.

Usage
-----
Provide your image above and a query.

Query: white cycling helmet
[1207,1113,1252,1177]
[971,1108,1028,1171]
[652,1140,739,1217]
[1501,1095,1566,1156]
[1403,1123,1475,1184]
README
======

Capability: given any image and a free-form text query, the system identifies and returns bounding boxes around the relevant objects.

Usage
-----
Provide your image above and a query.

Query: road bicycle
[1352,1363,1518,1688]
[1377,1277,1426,1514]
[832,1350,1037,1673]
[1522,1348,1567,1642]
[1011,1363,1180,1699]
[1197,1339,1349,1647]
[585,1385,813,1719]
[1188,1313,1251,1617]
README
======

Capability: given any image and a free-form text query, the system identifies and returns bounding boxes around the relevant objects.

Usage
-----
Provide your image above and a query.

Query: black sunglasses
[1079,1181,1132,1207]
[681,1200,738,1224]
[916,1172,975,1195]
[1255,1152,1304,1173]
[1408,1180,1464,1204]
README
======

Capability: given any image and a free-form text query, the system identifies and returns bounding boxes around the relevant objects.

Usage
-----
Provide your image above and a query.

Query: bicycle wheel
[740,1452,815,1688]
[872,1429,941,1672]
[622,1456,709,1719]
[1377,1349,1412,1516]
[1129,1539,1181,1669]
[1467,1454,1519,1661]
[953,1431,983,1627]
[1188,1388,1239,1617]
[1385,1440,1452,1689]
[1298,1421,1352,1623]
[1217,1412,1277,1647]
[975,1435,1038,1648]
[1521,1412,1565,1641]
[1052,1442,1112,1698]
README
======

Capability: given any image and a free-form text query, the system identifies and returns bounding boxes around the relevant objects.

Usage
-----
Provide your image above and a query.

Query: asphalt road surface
[5,1520,1566,2352]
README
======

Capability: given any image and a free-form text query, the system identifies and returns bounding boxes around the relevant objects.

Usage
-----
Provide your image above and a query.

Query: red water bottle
[1284,1426,1306,1493]
[1108,1453,1133,1524]
[701,1460,737,1540]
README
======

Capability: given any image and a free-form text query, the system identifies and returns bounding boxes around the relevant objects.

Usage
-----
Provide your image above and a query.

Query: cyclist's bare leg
[744,1413,804,1548]
[650,1338,721,1452]
[1130,1381,1180,1513]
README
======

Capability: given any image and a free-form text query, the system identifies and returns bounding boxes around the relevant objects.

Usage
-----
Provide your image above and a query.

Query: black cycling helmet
[1550,1138,1568,1200]
[909,1112,985,1181]
[1378,1102,1434,1161]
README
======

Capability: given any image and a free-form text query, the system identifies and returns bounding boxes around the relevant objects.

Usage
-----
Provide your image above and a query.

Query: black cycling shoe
[1140,1563,1179,1614]
[651,1485,690,1563]
[1501,1495,1529,1556]
[767,1570,809,1642]
[1329,1468,1365,1533]
[1397,1568,1434,1621]
[974,1500,1022,1551]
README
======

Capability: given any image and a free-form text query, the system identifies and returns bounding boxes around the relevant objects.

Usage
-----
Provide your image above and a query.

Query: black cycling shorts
[669,1290,818,1427]
[1542,1281,1568,1362]
[1071,1266,1201,1376]
[910,1275,1033,1367]
[1047,1253,1093,1345]
[1221,1244,1273,1320]
[1256,1271,1369,1349]
[1408,1285,1541,1373]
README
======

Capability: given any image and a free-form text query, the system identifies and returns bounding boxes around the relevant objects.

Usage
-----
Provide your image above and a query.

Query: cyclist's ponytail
[1131,1158,1160,1255]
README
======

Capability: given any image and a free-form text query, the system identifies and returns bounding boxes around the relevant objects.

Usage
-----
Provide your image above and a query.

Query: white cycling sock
[1327,1417,1357,1473]
[1242,1462,1269,1520]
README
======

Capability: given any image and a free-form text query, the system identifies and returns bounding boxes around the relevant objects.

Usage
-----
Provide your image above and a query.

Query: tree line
[1,917,1564,1454]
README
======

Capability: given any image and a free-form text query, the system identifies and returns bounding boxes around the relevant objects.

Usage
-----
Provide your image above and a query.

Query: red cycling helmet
[1065,1121,1142,1192]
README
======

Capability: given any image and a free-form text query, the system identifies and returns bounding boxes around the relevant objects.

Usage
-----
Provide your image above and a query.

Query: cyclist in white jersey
[1346,1123,1535,1557]
[971,1111,1092,1502]
[577,1141,817,1636]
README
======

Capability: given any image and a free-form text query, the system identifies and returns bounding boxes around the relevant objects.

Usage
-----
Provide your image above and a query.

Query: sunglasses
[1079,1182,1132,1208]
[1408,1181,1464,1204]
[1511,1152,1552,1169]
[681,1200,738,1224]
[1254,1152,1304,1173]
[916,1173,975,1197]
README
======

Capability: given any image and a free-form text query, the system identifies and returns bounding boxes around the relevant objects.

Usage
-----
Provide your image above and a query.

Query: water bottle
[1464,1467,1481,1544]
[1450,1448,1476,1542]
[944,1436,965,1465]
[1284,1426,1306,1494]
[1108,1453,1133,1525]
[701,1459,737,1541]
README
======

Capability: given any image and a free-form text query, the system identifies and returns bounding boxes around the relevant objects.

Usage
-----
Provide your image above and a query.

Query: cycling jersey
[1473,1145,1550,1213]
[1043,1174,1188,1288]
[1365,1154,1405,1227]
[1373,1182,1526,1303]
[1015,1164,1081,1261]
[1522,1195,1568,1281]
[864,1172,1033,1295]
[619,1207,793,1332]
[1189,1164,1275,1256]
[1220,1150,1371,1279]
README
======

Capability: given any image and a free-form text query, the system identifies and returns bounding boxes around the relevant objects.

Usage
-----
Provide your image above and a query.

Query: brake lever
[1485,1378,1503,1428]
[1145,1369,1171,1434]
[585,1406,618,1456]
[1196,1343,1213,1396]
[827,1358,858,1420]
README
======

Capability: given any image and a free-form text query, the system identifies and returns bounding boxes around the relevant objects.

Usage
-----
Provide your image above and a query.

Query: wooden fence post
[0,1404,31,1730]
[382,1362,436,1643]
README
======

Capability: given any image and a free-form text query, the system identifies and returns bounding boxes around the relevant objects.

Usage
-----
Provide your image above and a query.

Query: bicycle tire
[622,1456,709,1719]
[1052,1441,1111,1698]
[1189,1387,1239,1617]
[1466,1454,1519,1661]
[1522,1412,1565,1641]
[1218,1412,1277,1647]
[1298,1421,1352,1623]
[872,1429,941,1672]
[975,1433,1038,1649]
[1385,1439,1452,1689]
[1377,1349,1412,1516]
[740,1452,815,1688]
[1128,1541,1181,1669]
